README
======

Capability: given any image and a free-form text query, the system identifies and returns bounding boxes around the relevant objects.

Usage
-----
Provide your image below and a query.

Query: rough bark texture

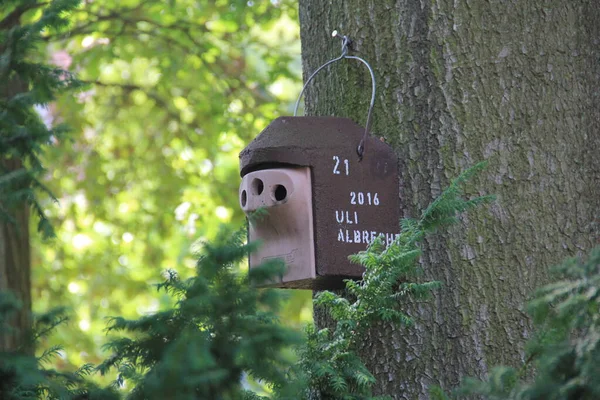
[0,78,32,352]
[0,162,32,352]
[299,1,600,398]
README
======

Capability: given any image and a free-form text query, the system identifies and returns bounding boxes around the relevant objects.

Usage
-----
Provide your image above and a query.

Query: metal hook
[332,30,350,55]
[294,31,376,160]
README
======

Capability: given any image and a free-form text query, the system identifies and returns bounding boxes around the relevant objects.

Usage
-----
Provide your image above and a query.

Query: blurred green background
[25,0,311,384]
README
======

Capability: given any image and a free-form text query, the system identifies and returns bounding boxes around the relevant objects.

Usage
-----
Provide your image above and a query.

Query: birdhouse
[239,116,400,289]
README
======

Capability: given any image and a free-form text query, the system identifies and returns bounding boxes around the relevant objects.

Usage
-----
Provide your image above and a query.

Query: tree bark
[0,160,31,352]
[0,74,32,352]
[299,1,600,398]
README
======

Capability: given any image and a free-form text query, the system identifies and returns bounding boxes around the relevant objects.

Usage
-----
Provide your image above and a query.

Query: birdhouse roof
[239,116,389,176]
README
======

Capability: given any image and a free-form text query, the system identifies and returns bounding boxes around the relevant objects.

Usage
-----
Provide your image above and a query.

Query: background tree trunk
[0,76,32,353]
[0,161,32,353]
[299,1,600,398]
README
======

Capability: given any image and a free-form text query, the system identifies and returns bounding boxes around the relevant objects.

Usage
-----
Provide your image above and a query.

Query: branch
[80,79,187,132]
[44,5,207,42]
[0,2,49,30]
[42,13,123,41]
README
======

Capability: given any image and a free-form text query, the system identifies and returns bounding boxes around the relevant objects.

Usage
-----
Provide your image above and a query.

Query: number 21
[332,156,349,176]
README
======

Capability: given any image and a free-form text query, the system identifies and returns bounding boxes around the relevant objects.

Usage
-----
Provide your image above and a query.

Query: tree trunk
[0,162,32,352]
[0,81,32,352]
[299,1,600,398]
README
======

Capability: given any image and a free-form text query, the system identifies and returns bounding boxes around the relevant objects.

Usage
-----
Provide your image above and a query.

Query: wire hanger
[293,31,376,160]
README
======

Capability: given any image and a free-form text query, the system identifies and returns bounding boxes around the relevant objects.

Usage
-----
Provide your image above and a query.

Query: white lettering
[333,156,341,174]
[336,210,359,224]
[337,229,401,248]
[332,156,349,175]
[345,211,352,224]
[349,192,380,206]
[386,233,395,247]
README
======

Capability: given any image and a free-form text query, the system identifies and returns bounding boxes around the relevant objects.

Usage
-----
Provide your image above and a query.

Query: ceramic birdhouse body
[239,116,400,289]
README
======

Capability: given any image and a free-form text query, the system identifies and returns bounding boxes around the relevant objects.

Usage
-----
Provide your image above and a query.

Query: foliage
[0,228,300,400]
[1,0,306,389]
[97,228,302,400]
[294,162,494,400]
[0,292,119,399]
[431,247,600,400]
[29,0,307,374]
[11,2,599,400]
[0,0,82,237]
[1,162,492,399]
